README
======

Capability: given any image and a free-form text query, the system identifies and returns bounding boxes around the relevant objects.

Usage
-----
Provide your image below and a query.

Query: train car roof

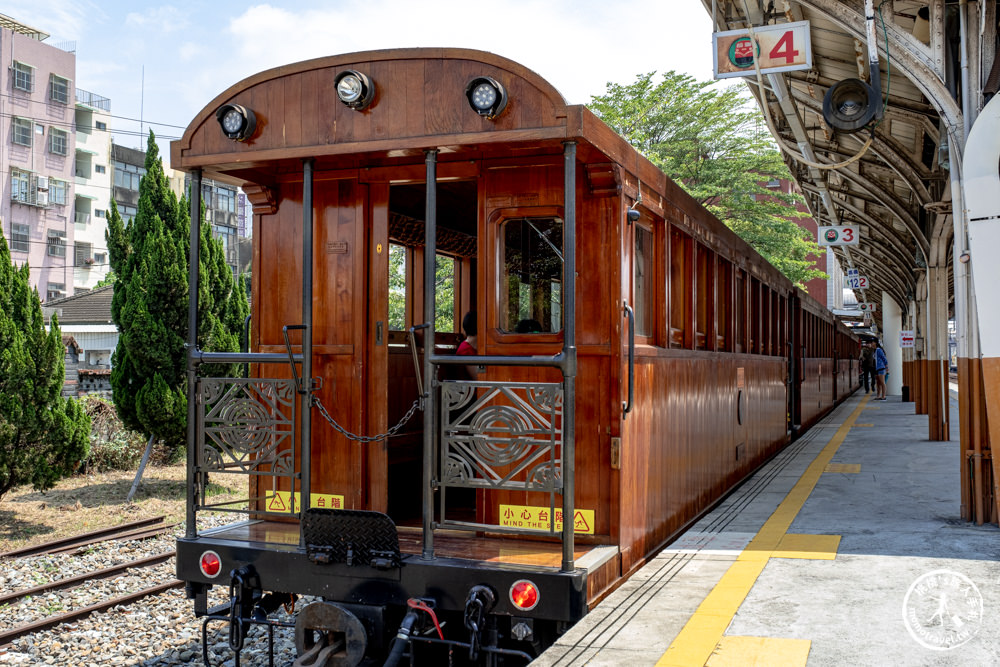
[172,47,798,294]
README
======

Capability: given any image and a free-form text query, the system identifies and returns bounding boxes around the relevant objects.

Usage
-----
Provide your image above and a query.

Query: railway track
[0,518,183,649]
[0,515,173,558]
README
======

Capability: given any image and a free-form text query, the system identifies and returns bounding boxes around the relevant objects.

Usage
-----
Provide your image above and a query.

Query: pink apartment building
[1,15,76,301]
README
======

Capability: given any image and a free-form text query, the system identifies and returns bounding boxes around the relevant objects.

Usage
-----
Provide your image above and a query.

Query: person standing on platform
[874,341,888,400]
[859,340,876,393]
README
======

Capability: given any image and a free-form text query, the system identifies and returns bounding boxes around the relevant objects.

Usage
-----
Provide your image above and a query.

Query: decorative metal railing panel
[196,377,299,517]
[439,380,563,531]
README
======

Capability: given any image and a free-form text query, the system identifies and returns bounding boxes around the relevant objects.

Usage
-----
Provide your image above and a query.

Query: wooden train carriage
[172,48,857,663]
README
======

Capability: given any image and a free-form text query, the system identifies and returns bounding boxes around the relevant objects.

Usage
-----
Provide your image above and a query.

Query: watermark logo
[902,569,983,650]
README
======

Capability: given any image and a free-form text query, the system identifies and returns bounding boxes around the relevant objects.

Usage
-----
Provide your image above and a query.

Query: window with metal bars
[12,117,32,147]
[13,62,33,92]
[50,179,68,205]
[11,224,29,253]
[50,74,70,104]
[47,230,66,257]
[49,128,68,155]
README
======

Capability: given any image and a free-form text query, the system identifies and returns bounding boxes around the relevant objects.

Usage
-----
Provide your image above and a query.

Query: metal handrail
[623,302,634,419]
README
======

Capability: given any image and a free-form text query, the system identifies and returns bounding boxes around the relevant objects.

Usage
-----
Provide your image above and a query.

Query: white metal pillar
[882,293,903,396]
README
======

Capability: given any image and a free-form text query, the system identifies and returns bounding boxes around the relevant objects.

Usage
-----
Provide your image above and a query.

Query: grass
[0,464,249,554]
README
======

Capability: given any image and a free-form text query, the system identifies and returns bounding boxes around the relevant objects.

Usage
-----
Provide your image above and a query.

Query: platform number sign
[713,20,813,79]
[817,225,860,246]
[858,302,877,312]
[846,274,869,289]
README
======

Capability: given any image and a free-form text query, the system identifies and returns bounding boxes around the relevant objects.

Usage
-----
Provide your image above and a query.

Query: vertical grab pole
[422,150,438,560]
[185,168,202,540]
[562,141,577,573]
[300,158,314,546]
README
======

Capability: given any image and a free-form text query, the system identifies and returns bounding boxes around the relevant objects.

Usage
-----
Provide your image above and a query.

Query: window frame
[13,61,33,92]
[47,229,66,257]
[496,211,565,336]
[49,127,68,156]
[11,168,31,203]
[12,117,32,147]
[11,223,30,253]
[49,74,71,105]
[50,179,68,205]
[632,219,655,341]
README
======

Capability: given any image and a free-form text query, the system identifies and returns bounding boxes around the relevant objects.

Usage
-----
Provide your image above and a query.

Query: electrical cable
[737,0,880,171]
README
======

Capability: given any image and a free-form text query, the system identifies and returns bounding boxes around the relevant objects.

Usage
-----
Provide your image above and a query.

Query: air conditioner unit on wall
[36,190,49,206]
[36,175,49,190]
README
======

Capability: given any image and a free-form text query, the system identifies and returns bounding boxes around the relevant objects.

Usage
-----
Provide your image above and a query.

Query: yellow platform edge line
[825,463,862,473]
[656,396,868,667]
[706,636,811,667]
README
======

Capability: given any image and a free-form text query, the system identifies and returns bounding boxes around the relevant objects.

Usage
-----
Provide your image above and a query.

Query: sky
[4,0,716,167]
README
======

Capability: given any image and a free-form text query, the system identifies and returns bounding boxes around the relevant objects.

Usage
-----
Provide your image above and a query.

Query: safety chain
[313,395,422,443]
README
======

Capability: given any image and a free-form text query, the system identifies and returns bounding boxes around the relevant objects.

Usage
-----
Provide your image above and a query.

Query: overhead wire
[737,0,883,172]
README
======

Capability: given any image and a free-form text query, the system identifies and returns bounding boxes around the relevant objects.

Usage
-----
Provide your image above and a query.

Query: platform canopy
[699,0,998,334]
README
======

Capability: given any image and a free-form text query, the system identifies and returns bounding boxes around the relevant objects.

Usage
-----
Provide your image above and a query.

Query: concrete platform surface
[533,393,999,666]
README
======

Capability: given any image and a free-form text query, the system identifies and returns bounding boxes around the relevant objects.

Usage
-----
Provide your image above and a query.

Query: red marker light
[509,580,539,611]
[200,550,222,578]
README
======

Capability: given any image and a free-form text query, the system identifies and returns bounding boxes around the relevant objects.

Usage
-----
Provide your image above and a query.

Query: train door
[366,178,479,526]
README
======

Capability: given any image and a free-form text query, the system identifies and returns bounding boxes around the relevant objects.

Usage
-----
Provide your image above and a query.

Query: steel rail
[46,523,179,555]
[0,516,167,559]
[0,551,176,606]
[0,580,184,649]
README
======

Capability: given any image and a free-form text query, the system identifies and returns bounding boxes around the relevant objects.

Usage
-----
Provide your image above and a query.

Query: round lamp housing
[334,70,375,110]
[216,104,257,142]
[822,78,880,133]
[466,76,508,119]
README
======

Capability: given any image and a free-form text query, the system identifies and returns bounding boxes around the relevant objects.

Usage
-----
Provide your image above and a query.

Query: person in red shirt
[456,311,477,355]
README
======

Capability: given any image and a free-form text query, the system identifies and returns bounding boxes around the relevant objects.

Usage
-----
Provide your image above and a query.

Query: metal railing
[75,88,111,111]
[438,380,563,534]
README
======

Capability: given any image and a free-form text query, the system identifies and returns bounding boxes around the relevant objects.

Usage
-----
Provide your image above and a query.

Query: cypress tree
[107,131,248,450]
[0,232,90,500]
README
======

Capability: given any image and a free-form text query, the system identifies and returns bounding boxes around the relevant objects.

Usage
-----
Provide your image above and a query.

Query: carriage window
[634,223,653,338]
[499,217,563,333]
[435,254,457,332]
[735,269,745,353]
[695,244,713,350]
[388,243,407,330]
[717,259,732,351]
[669,227,690,348]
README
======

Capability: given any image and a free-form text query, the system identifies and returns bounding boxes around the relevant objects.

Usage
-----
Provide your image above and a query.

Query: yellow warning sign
[499,504,595,534]
[265,491,345,513]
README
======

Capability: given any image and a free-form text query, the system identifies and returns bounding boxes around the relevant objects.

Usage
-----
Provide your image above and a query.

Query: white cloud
[125,6,190,33]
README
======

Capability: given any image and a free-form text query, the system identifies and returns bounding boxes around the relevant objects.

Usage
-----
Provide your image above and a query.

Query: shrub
[79,395,174,472]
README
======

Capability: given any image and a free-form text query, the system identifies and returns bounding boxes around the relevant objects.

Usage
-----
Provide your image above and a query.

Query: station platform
[533,391,999,666]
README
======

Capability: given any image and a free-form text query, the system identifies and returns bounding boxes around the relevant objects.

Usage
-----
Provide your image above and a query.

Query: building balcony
[76,88,111,112]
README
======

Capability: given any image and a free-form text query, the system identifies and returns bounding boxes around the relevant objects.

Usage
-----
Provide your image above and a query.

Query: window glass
[11,169,30,203]
[11,224,29,252]
[435,254,456,332]
[46,283,65,300]
[50,75,70,104]
[50,180,68,205]
[499,217,563,333]
[669,227,690,347]
[388,243,407,330]
[95,165,106,174]
[49,128,68,156]
[47,230,66,257]
[95,121,107,131]
[12,118,32,147]
[634,223,653,337]
[75,241,93,266]
[13,62,33,92]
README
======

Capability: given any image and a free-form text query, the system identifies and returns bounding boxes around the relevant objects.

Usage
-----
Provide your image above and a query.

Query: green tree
[0,233,90,500]
[107,131,248,450]
[589,71,826,287]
